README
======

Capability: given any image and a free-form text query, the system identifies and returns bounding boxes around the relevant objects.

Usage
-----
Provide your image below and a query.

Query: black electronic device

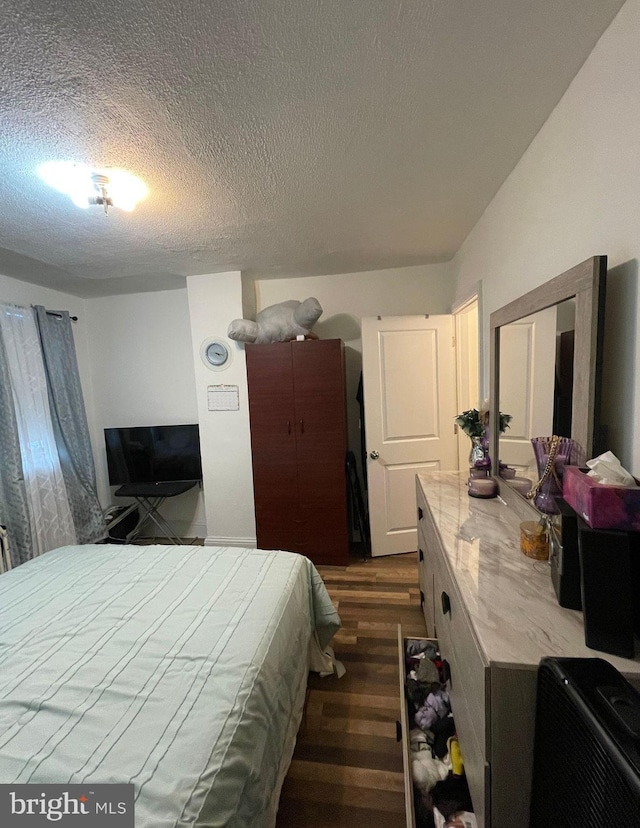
[104,505,140,542]
[549,496,582,610]
[105,424,202,485]
[530,657,640,827]
[577,516,636,659]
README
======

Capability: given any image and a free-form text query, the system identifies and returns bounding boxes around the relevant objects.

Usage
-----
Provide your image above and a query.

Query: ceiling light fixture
[37,161,148,215]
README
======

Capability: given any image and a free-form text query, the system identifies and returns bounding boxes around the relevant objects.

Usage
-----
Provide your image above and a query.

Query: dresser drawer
[399,625,488,827]
[432,546,489,758]
[397,625,418,828]
[443,645,490,828]
[399,626,456,827]
[417,535,435,637]
[416,482,437,637]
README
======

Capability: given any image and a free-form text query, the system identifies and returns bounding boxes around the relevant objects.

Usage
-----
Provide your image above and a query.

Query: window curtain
[0,304,76,558]
[34,306,106,544]
[0,324,32,566]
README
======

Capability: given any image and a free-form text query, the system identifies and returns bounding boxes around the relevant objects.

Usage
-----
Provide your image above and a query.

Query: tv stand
[112,481,197,544]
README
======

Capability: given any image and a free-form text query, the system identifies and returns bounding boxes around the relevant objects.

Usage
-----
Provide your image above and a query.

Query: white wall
[257,263,454,322]
[453,0,640,474]
[86,288,205,536]
[257,263,455,478]
[187,271,256,546]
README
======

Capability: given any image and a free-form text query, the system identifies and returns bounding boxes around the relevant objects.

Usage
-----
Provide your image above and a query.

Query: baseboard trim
[205,536,257,548]
[140,519,207,540]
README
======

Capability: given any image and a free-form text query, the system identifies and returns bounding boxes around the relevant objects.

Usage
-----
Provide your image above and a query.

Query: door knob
[369,450,379,460]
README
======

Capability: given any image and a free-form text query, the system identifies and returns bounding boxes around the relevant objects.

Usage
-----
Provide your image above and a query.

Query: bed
[0,543,340,826]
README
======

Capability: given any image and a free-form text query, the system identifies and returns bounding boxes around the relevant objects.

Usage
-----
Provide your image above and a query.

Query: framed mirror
[489,256,607,510]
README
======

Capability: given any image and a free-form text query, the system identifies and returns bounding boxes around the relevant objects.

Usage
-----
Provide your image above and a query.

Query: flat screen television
[105,424,202,485]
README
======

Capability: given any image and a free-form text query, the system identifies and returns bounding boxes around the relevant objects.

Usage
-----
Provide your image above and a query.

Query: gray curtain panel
[34,306,106,543]
[0,327,33,565]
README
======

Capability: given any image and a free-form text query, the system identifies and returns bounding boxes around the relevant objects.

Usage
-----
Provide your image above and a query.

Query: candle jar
[520,520,549,560]
[468,476,497,498]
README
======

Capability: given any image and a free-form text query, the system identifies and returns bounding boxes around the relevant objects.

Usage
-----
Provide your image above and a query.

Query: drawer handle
[441,591,451,616]
[419,548,424,562]
[418,507,424,520]
[420,589,425,608]
[395,720,402,742]
[441,659,451,683]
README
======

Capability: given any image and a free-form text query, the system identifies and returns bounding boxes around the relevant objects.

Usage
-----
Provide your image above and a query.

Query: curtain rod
[45,310,78,322]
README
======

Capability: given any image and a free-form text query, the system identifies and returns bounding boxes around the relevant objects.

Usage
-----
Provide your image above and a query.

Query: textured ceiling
[0,0,626,297]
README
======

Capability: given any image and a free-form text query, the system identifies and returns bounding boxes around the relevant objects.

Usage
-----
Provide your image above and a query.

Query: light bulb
[38,161,92,198]
[38,162,147,212]
[102,168,148,211]
[69,191,90,209]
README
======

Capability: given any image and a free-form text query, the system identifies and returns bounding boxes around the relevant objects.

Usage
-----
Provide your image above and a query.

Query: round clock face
[200,338,232,371]
[206,342,228,366]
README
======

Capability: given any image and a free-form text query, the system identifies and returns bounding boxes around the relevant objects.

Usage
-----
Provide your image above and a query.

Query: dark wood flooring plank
[292,741,403,773]
[275,551,426,828]
[296,728,400,757]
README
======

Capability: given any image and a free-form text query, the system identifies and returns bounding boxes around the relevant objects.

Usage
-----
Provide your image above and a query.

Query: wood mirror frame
[489,256,607,517]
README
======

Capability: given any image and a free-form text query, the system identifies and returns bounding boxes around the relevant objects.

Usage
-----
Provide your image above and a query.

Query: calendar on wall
[207,384,240,411]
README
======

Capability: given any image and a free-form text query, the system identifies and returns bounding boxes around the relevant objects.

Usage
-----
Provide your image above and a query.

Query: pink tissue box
[563,465,640,531]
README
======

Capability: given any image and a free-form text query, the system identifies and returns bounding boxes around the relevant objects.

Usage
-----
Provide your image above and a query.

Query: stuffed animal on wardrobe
[227,297,323,344]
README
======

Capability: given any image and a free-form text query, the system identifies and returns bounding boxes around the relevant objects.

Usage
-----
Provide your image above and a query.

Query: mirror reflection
[498,298,576,493]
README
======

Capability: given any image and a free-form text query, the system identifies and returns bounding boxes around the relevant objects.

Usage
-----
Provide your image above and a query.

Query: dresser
[415,471,640,828]
[246,338,349,566]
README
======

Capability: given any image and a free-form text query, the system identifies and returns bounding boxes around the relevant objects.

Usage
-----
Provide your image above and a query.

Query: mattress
[0,544,340,826]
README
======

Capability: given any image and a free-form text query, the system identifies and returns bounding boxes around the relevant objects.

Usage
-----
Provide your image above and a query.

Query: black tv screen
[105,424,202,485]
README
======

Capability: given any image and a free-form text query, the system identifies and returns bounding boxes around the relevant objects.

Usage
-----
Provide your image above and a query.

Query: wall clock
[200,337,233,371]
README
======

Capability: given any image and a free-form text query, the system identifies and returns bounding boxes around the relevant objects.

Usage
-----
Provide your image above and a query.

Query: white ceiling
[0,0,625,297]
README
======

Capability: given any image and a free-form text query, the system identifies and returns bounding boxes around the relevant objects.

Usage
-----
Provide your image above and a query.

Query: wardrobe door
[246,343,301,552]
[292,339,349,565]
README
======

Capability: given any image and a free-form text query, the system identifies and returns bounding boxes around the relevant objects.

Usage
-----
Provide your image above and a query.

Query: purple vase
[469,436,490,471]
[530,437,575,514]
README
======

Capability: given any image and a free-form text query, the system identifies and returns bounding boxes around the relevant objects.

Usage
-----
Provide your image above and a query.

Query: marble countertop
[417,471,640,675]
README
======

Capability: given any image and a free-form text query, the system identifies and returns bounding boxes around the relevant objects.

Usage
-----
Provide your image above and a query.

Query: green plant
[498,412,513,433]
[455,408,512,438]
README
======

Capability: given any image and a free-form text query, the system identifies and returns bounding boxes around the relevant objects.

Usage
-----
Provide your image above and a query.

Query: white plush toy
[228,297,323,344]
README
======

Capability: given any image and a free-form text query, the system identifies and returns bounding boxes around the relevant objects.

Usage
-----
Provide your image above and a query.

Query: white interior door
[362,315,458,557]
[498,307,556,476]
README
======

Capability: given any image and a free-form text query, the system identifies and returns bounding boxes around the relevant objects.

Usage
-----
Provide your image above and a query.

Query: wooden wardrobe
[246,338,349,566]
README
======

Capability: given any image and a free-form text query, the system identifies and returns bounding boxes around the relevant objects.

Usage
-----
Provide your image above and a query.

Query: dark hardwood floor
[276,551,426,828]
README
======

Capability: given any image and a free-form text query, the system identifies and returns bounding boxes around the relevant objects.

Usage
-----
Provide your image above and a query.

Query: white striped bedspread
[0,544,341,826]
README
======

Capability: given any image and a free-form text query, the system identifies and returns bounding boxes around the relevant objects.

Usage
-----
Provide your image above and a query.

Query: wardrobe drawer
[432,549,489,754]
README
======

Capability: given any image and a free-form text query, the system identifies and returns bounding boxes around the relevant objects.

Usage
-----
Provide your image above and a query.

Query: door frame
[452,286,482,472]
